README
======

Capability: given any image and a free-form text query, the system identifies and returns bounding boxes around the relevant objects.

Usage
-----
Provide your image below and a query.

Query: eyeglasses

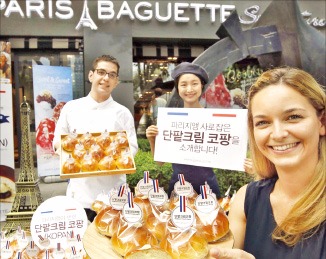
[95,69,118,79]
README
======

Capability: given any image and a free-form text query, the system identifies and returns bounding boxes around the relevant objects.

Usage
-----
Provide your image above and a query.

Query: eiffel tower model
[75,0,98,30]
[2,96,43,236]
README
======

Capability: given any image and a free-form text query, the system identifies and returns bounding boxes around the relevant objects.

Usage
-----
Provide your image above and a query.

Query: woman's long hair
[247,67,326,246]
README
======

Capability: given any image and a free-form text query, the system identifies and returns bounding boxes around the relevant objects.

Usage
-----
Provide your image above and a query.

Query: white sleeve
[125,112,139,157]
[119,109,138,157]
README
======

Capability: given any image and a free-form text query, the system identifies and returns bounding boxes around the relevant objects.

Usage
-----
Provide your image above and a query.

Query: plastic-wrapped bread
[88,143,104,162]
[111,221,158,257]
[91,199,106,214]
[98,155,116,171]
[96,130,112,150]
[62,155,81,174]
[72,142,86,162]
[145,207,170,241]
[114,131,129,149]
[104,142,120,160]
[94,207,121,237]
[160,220,208,259]
[62,132,78,152]
[81,153,98,172]
[79,132,95,150]
[133,196,152,219]
[125,246,172,259]
[218,190,236,214]
[194,208,229,243]
[115,154,133,169]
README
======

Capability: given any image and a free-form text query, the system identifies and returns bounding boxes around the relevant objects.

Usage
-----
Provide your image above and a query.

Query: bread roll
[89,144,105,162]
[19,238,40,258]
[133,196,152,219]
[62,134,78,152]
[80,132,95,150]
[98,156,116,171]
[91,191,111,214]
[81,154,98,172]
[115,155,133,169]
[145,210,170,241]
[72,143,86,162]
[62,156,81,174]
[114,132,129,149]
[194,209,229,243]
[160,222,208,259]
[104,142,120,160]
[91,200,107,214]
[96,131,112,149]
[21,247,41,259]
[125,246,172,259]
[94,207,121,237]
[111,222,158,257]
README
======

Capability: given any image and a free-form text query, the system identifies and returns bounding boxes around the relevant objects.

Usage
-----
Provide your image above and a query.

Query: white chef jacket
[53,94,138,208]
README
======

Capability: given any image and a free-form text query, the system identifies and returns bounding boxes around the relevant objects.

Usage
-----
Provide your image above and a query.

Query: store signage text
[0,0,325,30]
[0,137,8,147]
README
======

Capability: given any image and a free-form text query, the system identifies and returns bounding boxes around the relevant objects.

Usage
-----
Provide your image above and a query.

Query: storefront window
[132,60,175,136]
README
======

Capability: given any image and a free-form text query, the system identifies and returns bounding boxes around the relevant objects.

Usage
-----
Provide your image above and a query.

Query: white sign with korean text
[30,196,87,250]
[154,108,248,171]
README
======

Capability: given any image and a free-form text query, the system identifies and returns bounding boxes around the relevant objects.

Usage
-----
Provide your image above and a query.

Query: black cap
[171,62,209,84]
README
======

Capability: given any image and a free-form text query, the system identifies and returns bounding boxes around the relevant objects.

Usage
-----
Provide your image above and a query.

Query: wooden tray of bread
[60,131,136,179]
[83,222,234,259]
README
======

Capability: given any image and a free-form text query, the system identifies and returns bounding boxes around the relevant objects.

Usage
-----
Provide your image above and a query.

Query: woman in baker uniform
[146,62,221,198]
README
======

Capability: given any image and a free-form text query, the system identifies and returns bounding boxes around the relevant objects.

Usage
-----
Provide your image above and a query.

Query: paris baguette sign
[0,0,325,30]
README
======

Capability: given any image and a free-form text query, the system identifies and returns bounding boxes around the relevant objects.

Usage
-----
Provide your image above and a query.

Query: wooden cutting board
[83,222,234,259]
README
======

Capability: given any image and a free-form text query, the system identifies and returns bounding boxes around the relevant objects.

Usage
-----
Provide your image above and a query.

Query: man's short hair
[92,55,120,74]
